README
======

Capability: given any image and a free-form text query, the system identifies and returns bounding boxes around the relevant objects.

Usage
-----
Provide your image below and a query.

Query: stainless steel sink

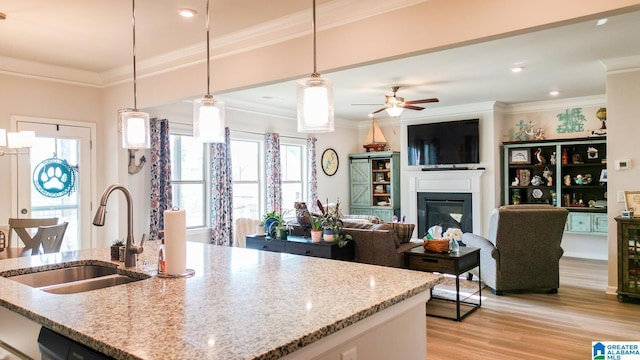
[6,264,149,294]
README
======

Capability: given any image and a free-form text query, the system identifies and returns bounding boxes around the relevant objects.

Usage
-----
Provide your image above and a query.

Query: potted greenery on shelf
[316,199,352,248]
[261,210,291,240]
[111,239,124,260]
[310,216,323,243]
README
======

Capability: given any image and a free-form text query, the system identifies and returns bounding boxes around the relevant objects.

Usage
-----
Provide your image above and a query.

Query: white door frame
[10,115,97,249]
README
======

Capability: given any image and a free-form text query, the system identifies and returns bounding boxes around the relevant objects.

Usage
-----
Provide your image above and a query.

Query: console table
[245,235,355,261]
[405,246,481,321]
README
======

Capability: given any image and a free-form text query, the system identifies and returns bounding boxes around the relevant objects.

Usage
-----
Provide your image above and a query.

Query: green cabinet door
[350,158,371,207]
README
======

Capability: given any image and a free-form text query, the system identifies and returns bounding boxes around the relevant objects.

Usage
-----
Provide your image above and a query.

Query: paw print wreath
[33,155,78,198]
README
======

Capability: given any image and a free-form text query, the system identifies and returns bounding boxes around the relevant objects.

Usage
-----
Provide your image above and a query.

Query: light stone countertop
[0,241,442,359]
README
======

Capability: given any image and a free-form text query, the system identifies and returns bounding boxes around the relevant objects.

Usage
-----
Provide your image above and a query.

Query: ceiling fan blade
[405,98,439,105]
[403,105,425,111]
[371,107,387,114]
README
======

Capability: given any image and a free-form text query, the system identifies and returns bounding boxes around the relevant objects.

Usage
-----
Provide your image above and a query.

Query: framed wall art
[624,191,640,216]
[509,148,530,164]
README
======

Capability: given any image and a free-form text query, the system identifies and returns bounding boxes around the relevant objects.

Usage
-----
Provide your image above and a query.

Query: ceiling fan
[355,86,439,118]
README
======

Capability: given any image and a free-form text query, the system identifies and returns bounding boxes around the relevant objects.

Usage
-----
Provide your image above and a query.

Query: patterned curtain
[210,127,233,246]
[265,132,282,213]
[307,137,318,213]
[149,118,172,241]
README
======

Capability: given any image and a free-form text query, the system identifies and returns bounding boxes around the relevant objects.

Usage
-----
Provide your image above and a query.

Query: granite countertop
[0,241,442,359]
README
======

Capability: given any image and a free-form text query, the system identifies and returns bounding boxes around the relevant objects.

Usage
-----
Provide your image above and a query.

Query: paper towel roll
[164,208,187,275]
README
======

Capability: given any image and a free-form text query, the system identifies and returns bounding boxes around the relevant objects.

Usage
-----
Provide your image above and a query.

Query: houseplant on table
[111,239,124,261]
[310,216,323,243]
[317,200,352,248]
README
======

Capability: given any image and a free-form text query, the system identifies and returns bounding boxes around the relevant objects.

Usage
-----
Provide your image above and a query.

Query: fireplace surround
[417,192,472,238]
[402,170,484,238]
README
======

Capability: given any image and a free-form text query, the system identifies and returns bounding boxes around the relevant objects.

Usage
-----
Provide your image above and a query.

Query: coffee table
[405,245,481,321]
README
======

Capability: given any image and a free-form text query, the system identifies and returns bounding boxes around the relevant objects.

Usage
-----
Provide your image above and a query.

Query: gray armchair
[463,205,568,295]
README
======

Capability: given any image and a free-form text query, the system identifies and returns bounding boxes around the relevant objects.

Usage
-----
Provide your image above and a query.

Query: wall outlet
[618,190,626,203]
[341,347,357,360]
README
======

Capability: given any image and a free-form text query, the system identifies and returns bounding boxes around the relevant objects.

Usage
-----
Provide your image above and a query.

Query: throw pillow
[373,222,400,248]
[383,222,415,243]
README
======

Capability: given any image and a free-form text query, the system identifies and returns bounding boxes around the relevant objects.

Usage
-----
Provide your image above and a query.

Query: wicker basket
[423,238,450,253]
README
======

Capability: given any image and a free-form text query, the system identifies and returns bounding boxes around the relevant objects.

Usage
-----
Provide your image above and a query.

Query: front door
[14,117,95,251]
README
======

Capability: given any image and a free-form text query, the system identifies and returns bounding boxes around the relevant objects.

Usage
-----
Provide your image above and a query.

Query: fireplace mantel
[402,170,484,236]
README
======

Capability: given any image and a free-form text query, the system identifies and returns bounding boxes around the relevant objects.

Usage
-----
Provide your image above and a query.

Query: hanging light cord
[206,0,212,98]
[132,0,139,110]
[311,0,319,78]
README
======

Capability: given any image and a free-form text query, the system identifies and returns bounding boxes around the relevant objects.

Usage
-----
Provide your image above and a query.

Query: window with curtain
[169,134,206,228]
[280,143,304,216]
[230,139,261,220]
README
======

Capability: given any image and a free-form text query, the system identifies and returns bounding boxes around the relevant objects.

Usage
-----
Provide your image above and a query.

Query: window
[170,134,206,228]
[280,143,304,215]
[231,139,261,220]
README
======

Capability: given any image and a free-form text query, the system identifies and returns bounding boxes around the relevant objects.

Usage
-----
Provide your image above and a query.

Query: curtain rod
[231,129,313,141]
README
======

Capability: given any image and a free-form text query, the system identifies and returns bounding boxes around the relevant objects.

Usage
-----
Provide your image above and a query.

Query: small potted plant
[111,239,124,260]
[310,216,323,243]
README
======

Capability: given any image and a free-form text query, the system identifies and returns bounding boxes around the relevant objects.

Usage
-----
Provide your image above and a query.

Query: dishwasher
[38,327,112,360]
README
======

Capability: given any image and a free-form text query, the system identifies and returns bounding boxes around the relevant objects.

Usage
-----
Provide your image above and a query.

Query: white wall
[605,59,640,293]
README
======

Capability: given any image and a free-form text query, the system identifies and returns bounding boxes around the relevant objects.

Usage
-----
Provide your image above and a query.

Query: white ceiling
[2,1,639,123]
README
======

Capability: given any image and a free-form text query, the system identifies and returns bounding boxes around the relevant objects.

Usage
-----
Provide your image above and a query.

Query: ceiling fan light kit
[120,0,150,149]
[297,0,334,133]
[363,86,439,118]
[194,0,226,143]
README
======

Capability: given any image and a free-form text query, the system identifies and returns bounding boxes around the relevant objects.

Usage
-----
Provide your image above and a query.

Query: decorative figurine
[531,175,544,186]
[549,152,557,165]
[534,148,546,165]
[574,174,584,185]
[547,176,553,186]
[564,174,572,186]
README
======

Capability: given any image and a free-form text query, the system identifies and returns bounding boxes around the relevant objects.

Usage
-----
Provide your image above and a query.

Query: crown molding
[503,95,606,114]
[3,0,429,87]
[601,55,640,74]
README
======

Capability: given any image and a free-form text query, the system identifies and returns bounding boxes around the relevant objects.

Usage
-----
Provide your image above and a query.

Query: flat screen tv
[407,119,480,166]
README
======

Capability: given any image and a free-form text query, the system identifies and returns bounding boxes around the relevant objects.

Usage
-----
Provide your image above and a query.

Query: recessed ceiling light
[510,66,524,73]
[596,18,608,26]
[178,8,196,18]
[549,90,559,96]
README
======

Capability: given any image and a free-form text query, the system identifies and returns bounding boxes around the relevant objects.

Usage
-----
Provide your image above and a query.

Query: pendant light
[296,0,334,133]
[120,0,150,149]
[193,0,225,143]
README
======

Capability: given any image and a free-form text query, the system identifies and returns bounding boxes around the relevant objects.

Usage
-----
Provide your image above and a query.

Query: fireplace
[417,192,472,238]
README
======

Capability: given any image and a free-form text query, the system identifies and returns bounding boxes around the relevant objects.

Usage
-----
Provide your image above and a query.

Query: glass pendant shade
[7,130,35,148]
[296,76,334,133]
[385,104,404,118]
[193,96,225,143]
[121,110,151,149]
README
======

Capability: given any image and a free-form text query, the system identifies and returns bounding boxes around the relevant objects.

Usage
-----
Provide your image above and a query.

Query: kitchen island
[0,241,441,359]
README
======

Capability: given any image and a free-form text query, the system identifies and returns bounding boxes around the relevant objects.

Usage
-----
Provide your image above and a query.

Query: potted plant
[111,239,124,260]
[310,216,323,243]
[261,211,283,238]
[316,199,344,243]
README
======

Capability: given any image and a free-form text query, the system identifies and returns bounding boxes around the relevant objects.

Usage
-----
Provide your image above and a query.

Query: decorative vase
[449,238,459,253]
[278,229,289,240]
[311,230,322,243]
[110,246,121,261]
[323,229,336,242]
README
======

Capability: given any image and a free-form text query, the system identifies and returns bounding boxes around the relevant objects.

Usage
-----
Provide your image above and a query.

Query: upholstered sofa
[289,220,419,268]
[463,204,568,295]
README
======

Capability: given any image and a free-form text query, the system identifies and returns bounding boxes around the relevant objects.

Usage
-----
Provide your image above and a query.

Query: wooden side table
[405,246,481,321]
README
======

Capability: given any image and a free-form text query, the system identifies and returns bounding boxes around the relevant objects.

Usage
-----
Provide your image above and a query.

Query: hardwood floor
[426,257,640,359]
